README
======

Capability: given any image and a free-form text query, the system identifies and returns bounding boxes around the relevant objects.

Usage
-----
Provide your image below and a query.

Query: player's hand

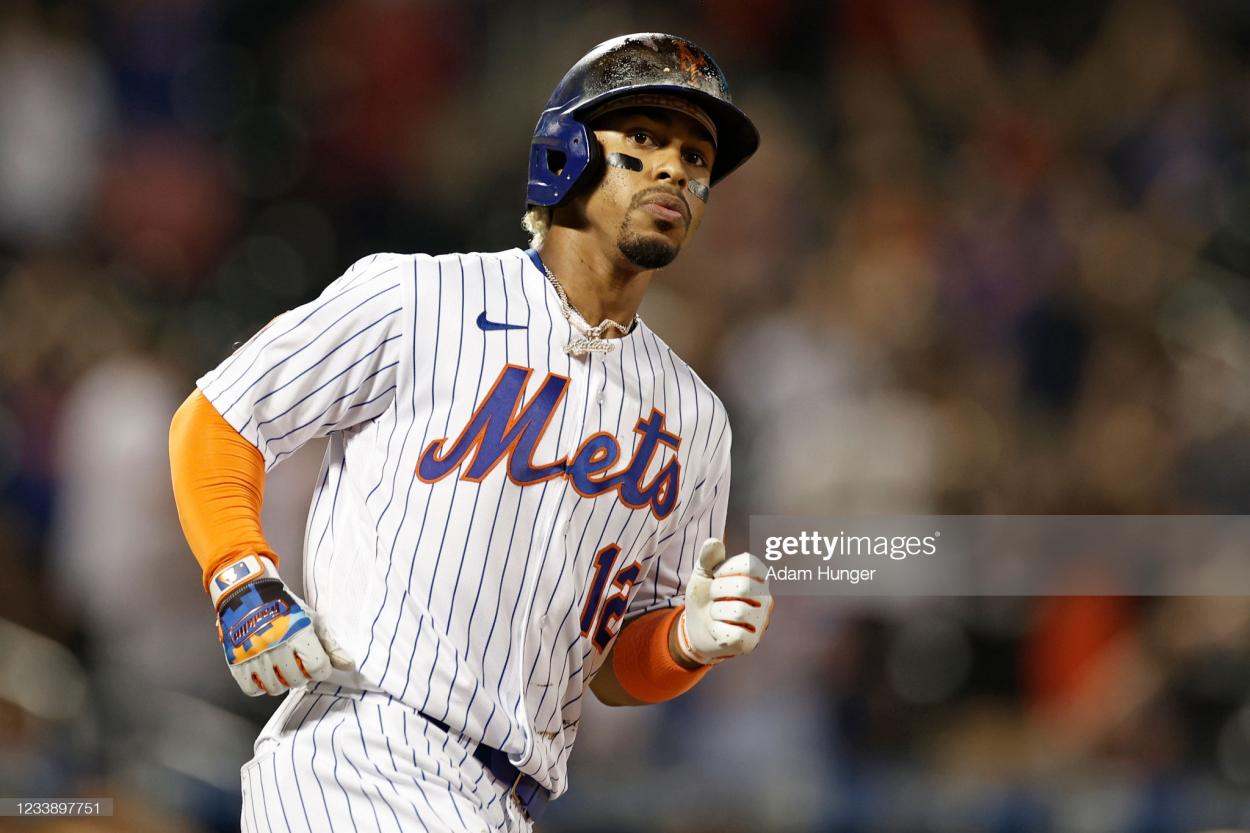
[210,554,354,697]
[676,538,774,665]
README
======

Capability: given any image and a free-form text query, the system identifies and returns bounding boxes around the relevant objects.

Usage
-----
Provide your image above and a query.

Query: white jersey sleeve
[196,253,408,470]
[625,417,731,620]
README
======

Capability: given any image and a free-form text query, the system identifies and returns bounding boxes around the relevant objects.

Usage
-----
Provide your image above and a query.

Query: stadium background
[4,0,1250,830]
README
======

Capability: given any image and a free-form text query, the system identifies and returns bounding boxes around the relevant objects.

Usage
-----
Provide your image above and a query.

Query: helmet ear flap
[557,129,604,206]
[528,116,598,207]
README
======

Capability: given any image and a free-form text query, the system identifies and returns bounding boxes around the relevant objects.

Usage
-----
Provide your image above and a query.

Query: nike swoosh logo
[476,311,527,331]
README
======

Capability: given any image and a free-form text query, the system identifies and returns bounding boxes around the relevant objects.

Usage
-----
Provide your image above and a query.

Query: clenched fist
[211,554,353,696]
[676,538,774,665]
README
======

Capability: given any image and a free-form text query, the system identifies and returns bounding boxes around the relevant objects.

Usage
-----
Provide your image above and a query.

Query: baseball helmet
[527,33,759,207]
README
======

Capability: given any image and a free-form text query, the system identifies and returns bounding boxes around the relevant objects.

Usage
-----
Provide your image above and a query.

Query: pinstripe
[419,255,491,717]
[301,456,333,607]
[505,349,579,763]
[251,758,275,833]
[245,763,261,833]
[402,705,447,830]
[256,339,399,429]
[416,253,471,613]
[495,262,574,755]
[340,702,396,833]
[380,741,429,832]
[360,257,437,672]
[366,396,402,504]
[307,456,344,597]
[335,254,385,292]
[315,382,398,431]
[646,327,668,424]
[376,258,455,692]
[268,754,293,833]
[415,710,470,825]
[260,369,399,459]
[636,324,664,608]
[441,256,512,732]
[396,254,470,703]
[308,695,338,831]
[624,338,661,605]
[287,690,323,833]
[368,782,402,833]
[329,720,364,833]
[251,311,400,412]
[661,329,685,493]
[660,340,692,594]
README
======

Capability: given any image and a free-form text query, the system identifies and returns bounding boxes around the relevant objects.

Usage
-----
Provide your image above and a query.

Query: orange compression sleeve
[611,607,710,704]
[169,389,278,592]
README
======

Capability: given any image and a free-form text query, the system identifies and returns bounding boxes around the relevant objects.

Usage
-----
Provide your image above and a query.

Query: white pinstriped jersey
[198,248,731,797]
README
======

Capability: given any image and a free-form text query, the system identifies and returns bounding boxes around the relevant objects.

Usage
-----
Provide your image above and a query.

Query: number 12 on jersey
[579,544,642,652]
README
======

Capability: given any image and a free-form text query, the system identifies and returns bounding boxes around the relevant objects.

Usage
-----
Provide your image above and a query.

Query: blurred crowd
[4,0,1250,830]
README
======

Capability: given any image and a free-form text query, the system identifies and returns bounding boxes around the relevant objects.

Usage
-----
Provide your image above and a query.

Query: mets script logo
[416,364,681,519]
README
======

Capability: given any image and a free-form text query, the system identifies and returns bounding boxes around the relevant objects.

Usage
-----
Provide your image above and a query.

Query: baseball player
[169,33,772,832]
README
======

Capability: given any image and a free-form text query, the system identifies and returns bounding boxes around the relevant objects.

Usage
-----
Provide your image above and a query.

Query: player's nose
[651,145,687,187]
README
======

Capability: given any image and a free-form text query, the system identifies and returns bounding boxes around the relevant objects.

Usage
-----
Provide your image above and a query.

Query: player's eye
[628,129,656,147]
[684,149,708,168]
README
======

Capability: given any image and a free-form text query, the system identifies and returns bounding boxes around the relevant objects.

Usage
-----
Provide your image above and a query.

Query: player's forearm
[593,620,704,706]
[589,651,646,706]
[592,607,711,707]
[169,389,278,591]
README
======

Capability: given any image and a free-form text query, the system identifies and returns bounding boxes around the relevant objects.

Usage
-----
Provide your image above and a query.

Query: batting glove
[676,538,775,665]
[210,554,353,697]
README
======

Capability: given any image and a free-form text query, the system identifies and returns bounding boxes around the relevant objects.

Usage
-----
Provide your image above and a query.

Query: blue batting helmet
[527,33,759,207]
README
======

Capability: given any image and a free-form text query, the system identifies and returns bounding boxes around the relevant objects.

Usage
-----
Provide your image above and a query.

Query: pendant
[564,336,616,356]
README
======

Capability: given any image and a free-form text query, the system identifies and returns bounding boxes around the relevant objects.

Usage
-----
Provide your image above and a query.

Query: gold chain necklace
[542,264,638,356]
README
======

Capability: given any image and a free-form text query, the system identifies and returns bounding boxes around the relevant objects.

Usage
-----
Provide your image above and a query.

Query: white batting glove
[676,538,774,666]
[211,555,354,697]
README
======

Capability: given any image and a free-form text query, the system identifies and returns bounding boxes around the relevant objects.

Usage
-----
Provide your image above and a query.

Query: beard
[618,228,679,270]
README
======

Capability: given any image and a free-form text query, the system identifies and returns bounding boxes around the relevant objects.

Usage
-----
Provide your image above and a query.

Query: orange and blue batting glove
[210,554,352,697]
